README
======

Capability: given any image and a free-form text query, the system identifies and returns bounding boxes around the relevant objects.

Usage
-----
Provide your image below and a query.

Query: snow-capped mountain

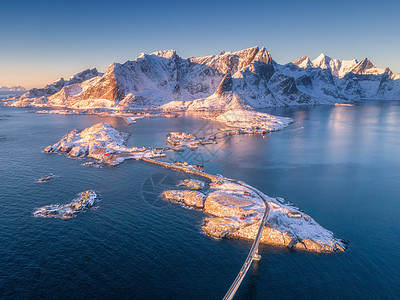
[279,53,400,102]
[0,86,26,92]
[12,68,101,107]
[7,47,400,110]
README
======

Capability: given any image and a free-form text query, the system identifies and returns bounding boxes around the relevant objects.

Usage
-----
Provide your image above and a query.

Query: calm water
[0,103,399,299]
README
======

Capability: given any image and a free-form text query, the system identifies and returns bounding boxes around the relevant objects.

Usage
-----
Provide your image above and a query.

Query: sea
[0,102,399,299]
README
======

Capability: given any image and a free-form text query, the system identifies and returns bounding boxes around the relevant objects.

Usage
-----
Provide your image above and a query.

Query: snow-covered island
[43,123,165,165]
[208,109,293,134]
[33,190,99,219]
[163,176,345,253]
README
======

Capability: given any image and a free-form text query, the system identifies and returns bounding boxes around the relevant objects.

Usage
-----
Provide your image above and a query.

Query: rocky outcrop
[80,64,125,101]
[162,190,206,208]
[177,179,205,190]
[215,74,233,95]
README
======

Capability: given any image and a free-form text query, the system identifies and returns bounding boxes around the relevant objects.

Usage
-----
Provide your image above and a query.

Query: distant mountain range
[0,86,26,92]
[7,46,400,110]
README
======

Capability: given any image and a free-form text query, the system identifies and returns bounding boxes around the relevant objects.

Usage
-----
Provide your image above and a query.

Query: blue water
[0,103,399,299]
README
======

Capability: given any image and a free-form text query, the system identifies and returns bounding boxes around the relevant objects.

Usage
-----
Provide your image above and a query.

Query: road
[140,158,270,300]
[222,180,270,300]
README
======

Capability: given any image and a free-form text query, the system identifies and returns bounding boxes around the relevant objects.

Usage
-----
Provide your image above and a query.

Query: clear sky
[1,0,399,89]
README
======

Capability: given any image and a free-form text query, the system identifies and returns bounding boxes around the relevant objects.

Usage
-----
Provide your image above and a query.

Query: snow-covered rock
[177,179,205,190]
[162,190,206,208]
[33,190,98,219]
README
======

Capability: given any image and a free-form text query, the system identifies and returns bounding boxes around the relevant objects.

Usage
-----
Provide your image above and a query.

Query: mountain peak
[215,74,233,95]
[312,53,332,69]
[348,57,376,75]
[359,57,375,68]
[293,56,311,69]
[150,49,178,60]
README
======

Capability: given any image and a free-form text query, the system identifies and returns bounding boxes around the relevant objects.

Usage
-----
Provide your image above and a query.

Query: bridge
[140,157,270,300]
[222,179,270,300]
[140,157,218,183]
[204,129,241,141]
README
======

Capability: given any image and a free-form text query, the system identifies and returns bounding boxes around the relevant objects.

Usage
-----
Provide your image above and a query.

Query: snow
[6,47,400,111]
[33,190,98,219]
[43,123,167,165]
[213,109,293,132]
[339,59,358,77]
[39,115,344,252]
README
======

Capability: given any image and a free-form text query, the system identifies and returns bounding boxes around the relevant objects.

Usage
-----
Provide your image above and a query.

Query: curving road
[140,158,270,300]
[222,181,270,300]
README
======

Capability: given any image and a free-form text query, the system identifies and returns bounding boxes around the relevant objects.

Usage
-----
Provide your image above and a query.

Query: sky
[0,0,399,89]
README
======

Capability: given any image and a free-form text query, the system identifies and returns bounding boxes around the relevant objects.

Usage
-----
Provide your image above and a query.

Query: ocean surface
[0,103,399,299]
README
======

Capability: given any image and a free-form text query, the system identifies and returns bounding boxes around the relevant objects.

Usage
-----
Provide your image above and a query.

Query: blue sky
[1,0,399,88]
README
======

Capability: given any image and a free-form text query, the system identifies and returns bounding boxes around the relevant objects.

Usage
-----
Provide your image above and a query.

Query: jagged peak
[293,56,311,69]
[315,53,330,60]
[348,57,376,75]
[312,53,332,68]
[253,46,272,64]
[218,46,259,57]
[215,74,233,95]
[232,46,272,71]
[149,49,179,60]
[342,59,358,65]
[358,57,375,68]
[67,68,99,81]
[104,62,123,74]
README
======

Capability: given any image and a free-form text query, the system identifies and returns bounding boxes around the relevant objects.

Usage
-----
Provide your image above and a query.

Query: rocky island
[34,190,99,219]
[43,122,165,166]
[163,176,345,253]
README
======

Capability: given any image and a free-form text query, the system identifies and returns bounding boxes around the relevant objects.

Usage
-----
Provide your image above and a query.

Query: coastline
[36,109,345,253]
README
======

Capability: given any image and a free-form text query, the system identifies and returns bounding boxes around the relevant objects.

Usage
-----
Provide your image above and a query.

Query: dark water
[0,103,399,299]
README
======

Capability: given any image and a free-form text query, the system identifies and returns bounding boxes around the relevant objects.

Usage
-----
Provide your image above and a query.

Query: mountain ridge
[6,46,400,110]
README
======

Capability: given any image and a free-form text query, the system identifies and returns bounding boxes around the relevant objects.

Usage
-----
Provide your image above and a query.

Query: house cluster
[173,160,205,172]
[166,132,197,146]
